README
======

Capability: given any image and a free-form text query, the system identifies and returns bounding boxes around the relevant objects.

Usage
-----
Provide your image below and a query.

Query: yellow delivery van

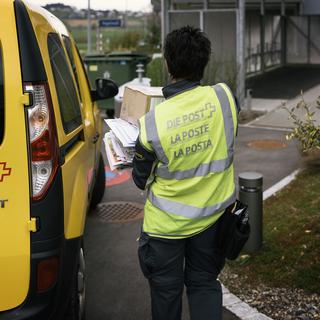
[0,1,117,319]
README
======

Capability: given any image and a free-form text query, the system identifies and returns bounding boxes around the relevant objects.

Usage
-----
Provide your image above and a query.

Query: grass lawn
[222,167,320,294]
[69,19,146,56]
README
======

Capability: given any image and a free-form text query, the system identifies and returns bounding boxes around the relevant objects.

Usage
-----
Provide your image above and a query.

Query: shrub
[202,57,237,92]
[146,57,167,86]
[285,95,320,152]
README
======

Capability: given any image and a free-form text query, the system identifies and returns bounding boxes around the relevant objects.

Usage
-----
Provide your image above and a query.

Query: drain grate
[247,139,287,150]
[96,201,144,223]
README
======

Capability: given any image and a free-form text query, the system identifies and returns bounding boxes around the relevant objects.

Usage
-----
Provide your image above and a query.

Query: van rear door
[0,0,31,311]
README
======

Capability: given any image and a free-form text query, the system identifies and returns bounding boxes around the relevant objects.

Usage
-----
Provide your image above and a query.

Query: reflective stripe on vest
[145,83,235,180]
[145,110,169,165]
[148,187,236,219]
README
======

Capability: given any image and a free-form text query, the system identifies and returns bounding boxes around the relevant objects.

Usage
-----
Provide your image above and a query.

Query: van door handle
[92,132,100,144]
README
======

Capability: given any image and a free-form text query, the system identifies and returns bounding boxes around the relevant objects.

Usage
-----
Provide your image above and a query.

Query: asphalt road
[84,125,301,320]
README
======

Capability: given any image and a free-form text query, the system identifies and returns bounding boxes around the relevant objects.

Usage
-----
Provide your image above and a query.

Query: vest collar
[162,80,200,99]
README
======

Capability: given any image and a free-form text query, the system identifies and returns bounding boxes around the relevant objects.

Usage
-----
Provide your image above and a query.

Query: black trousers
[138,222,225,320]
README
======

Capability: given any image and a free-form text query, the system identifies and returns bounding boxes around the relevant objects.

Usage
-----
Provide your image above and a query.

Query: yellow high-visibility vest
[139,83,238,239]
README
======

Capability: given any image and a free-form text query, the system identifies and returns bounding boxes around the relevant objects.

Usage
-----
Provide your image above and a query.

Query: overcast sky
[27,0,152,12]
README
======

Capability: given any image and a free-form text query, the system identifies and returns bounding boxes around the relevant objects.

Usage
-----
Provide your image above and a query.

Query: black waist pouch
[218,200,250,260]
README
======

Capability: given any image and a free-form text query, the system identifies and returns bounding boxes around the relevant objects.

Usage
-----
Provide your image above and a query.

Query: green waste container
[84,52,150,112]
[83,54,111,111]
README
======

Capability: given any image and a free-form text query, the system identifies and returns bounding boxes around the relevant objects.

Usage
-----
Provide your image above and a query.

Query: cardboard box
[120,85,164,125]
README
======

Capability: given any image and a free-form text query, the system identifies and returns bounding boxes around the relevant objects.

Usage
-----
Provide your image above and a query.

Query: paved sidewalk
[245,65,320,129]
[250,84,320,129]
[247,98,283,113]
[235,126,301,191]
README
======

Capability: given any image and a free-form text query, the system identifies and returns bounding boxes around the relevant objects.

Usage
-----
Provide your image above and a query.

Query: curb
[263,169,300,200]
[222,169,301,320]
[239,123,290,132]
[222,285,272,320]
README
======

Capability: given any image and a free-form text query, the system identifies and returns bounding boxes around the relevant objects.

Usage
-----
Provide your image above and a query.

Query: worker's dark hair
[164,26,211,81]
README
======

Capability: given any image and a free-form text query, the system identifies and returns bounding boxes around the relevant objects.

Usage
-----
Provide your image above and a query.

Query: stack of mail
[104,118,139,170]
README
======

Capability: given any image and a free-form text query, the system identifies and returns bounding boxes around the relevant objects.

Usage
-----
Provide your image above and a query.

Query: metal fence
[245,14,282,74]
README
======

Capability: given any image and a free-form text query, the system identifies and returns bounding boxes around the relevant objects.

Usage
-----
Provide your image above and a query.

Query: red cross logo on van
[0,162,12,182]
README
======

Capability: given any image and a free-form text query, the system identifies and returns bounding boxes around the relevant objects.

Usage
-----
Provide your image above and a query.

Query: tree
[145,12,161,50]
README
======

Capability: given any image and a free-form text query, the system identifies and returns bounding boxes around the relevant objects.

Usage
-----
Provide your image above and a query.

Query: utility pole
[160,0,168,49]
[160,0,169,84]
[87,0,92,54]
[237,0,246,109]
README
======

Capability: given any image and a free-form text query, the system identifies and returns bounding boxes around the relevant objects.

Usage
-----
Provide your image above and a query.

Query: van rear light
[37,257,59,292]
[24,83,59,201]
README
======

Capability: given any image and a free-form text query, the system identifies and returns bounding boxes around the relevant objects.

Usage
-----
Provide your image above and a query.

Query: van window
[63,36,81,102]
[74,44,93,92]
[48,33,82,134]
[0,45,4,145]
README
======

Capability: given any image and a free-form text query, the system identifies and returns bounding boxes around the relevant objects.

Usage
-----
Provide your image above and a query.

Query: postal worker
[132,25,239,320]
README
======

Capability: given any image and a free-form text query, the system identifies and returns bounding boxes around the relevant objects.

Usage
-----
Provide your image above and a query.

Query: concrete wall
[287,16,320,64]
[310,17,320,63]
[302,0,320,15]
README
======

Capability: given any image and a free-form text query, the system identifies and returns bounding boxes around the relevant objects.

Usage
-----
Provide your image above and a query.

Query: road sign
[99,19,122,28]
